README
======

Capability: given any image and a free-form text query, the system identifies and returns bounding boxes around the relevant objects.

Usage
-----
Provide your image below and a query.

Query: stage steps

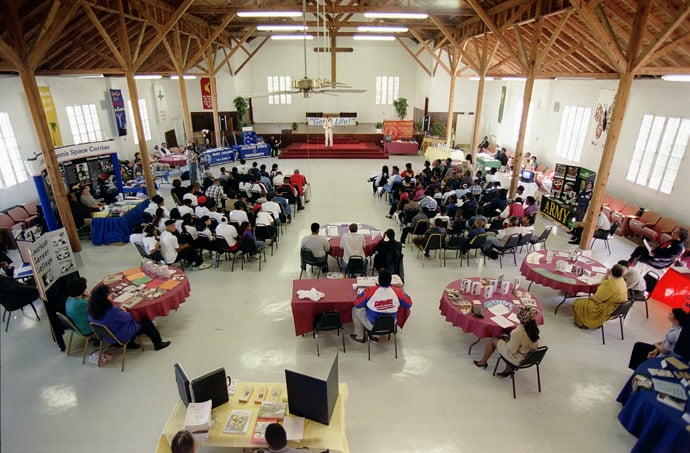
[279,141,387,159]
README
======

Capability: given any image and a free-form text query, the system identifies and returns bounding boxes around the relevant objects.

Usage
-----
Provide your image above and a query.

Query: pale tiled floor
[1,157,665,452]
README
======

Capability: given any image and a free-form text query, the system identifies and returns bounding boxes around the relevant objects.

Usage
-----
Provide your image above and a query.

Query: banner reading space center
[201,77,213,110]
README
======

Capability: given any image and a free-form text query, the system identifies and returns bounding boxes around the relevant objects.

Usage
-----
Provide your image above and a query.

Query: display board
[550,164,596,204]
[383,120,414,141]
[307,117,357,126]
[199,147,238,167]
[27,228,76,297]
[231,143,271,159]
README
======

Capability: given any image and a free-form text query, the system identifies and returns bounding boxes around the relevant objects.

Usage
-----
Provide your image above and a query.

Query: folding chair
[493,346,548,399]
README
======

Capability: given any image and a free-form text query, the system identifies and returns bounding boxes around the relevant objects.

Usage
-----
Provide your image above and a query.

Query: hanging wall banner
[201,77,213,110]
[110,89,127,137]
[497,86,507,124]
[153,82,168,121]
[39,86,63,146]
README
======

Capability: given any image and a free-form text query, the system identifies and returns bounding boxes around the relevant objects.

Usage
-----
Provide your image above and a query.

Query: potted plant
[393,97,408,120]
[429,122,446,138]
[375,121,383,133]
[292,122,298,131]
[233,96,248,125]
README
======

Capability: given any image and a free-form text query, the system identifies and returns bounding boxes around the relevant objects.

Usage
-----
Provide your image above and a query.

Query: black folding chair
[601,302,633,345]
[493,346,548,398]
[313,310,345,356]
[491,233,521,268]
[366,315,397,360]
[528,226,552,251]
[300,247,326,279]
[344,255,368,277]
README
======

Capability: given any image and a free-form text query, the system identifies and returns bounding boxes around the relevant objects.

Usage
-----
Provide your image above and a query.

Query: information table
[91,199,149,245]
[650,267,690,310]
[199,147,237,167]
[291,278,410,336]
[519,249,607,313]
[158,382,349,453]
[101,266,191,322]
[439,277,544,353]
[158,154,187,167]
[496,172,539,198]
[232,142,271,159]
[476,155,502,176]
[423,146,465,163]
[616,356,690,453]
[384,141,418,155]
[321,223,383,259]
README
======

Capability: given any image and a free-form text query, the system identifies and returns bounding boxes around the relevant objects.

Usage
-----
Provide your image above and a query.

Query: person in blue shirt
[65,277,93,335]
[87,284,170,351]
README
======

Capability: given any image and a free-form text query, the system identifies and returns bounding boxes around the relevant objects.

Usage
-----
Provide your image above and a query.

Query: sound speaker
[423,116,431,132]
[219,115,227,131]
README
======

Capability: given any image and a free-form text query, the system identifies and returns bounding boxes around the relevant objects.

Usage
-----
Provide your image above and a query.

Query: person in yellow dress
[573,264,628,329]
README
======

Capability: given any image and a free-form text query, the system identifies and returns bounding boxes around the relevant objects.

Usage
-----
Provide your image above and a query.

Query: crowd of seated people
[374,160,537,260]
[127,164,311,270]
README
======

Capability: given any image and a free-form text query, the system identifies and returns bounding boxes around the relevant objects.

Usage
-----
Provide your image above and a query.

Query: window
[376,76,399,104]
[627,114,689,194]
[0,113,28,188]
[127,99,152,144]
[65,104,103,144]
[267,76,292,105]
[555,105,591,162]
[512,100,533,146]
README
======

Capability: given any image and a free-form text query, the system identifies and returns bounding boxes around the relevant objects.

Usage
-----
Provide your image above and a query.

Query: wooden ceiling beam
[4,0,26,65]
[569,0,626,73]
[184,13,237,73]
[648,30,690,65]
[0,38,22,70]
[117,0,132,66]
[212,26,254,75]
[82,3,127,69]
[594,3,626,61]
[397,37,432,76]
[626,0,653,70]
[235,36,269,75]
[513,26,529,67]
[634,2,690,70]
[465,0,528,73]
[535,10,573,69]
[132,23,148,63]
[409,29,451,75]
[29,0,79,68]
[429,15,460,49]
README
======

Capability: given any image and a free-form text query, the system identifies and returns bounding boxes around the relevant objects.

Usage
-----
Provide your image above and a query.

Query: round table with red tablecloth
[100,266,191,321]
[321,223,383,258]
[439,277,544,353]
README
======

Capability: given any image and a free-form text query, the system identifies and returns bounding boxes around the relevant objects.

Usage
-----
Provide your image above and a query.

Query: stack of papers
[490,315,515,328]
[326,225,339,237]
[487,304,511,316]
[526,253,542,265]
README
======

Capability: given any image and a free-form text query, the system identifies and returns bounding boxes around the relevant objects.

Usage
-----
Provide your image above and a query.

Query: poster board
[27,228,76,298]
[383,120,414,141]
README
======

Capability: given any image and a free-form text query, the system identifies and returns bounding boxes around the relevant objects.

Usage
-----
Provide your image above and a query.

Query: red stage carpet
[279,141,387,159]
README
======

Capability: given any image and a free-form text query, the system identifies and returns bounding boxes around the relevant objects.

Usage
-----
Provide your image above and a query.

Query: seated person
[88,284,170,350]
[261,193,283,225]
[65,277,94,335]
[145,194,169,218]
[628,227,688,268]
[573,264,628,329]
[523,196,538,218]
[413,218,446,257]
[628,308,687,370]
[617,260,646,300]
[569,207,610,244]
[400,210,428,245]
[482,217,528,253]
[79,186,103,212]
[239,221,264,259]
[142,225,163,262]
[159,220,211,270]
[373,229,403,275]
[301,222,330,272]
[264,423,303,453]
[473,306,540,376]
[171,179,187,205]
[171,430,196,453]
[228,200,250,225]
[340,223,366,271]
[289,169,309,206]
[177,198,194,218]
[215,217,239,251]
[350,270,412,343]
[0,251,14,278]
[499,197,525,220]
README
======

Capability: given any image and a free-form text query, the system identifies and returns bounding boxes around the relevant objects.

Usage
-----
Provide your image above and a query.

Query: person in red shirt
[350,270,412,343]
[289,169,309,208]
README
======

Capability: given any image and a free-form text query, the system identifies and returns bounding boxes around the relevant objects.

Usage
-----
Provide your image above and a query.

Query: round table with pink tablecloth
[322,223,383,258]
[439,277,545,353]
[158,155,188,167]
[101,267,191,321]
[519,249,608,313]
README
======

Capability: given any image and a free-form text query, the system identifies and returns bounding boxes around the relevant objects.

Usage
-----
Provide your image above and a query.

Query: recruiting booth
[539,163,596,228]
[230,131,270,160]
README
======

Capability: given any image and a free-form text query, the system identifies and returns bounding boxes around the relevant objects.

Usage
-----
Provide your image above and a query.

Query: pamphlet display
[27,228,76,297]
[539,163,596,227]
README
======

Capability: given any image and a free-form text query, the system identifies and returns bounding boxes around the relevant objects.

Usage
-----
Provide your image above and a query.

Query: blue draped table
[616,356,690,453]
[91,200,149,245]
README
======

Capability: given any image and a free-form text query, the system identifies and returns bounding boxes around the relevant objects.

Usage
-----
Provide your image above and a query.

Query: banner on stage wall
[383,120,414,141]
[307,117,357,126]
[110,89,127,137]
[38,86,63,146]
[201,77,213,110]
[28,228,76,296]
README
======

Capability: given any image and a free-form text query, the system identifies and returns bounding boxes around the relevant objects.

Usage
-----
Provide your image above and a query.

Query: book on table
[251,417,280,444]
[257,401,287,420]
[183,400,212,440]
[223,409,252,434]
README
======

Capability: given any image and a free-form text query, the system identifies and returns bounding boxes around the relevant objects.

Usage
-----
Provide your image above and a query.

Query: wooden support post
[330,32,337,84]
[509,73,535,198]
[19,69,81,252]
[446,51,459,146]
[471,74,486,164]
[209,73,221,147]
[579,72,633,249]
[178,75,193,145]
[126,74,156,198]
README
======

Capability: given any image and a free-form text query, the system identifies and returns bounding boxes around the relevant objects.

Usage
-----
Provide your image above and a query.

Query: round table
[439,277,544,353]
[322,223,383,258]
[158,155,188,167]
[519,249,608,313]
[100,266,191,321]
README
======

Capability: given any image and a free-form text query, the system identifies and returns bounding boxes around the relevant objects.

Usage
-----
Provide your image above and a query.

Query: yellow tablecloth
[157,382,349,453]
[424,146,466,162]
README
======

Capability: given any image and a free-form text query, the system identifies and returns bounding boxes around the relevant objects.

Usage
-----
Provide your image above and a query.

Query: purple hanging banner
[110,89,127,137]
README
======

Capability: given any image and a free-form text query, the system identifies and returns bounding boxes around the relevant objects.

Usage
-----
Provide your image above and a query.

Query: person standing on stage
[324,117,334,148]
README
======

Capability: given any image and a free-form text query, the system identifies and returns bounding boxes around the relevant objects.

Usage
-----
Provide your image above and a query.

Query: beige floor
[0,156,663,452]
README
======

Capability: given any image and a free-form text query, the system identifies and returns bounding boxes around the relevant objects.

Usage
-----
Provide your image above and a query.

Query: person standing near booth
[323,117,334,148]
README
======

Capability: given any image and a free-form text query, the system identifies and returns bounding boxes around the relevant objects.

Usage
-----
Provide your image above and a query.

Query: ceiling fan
[250,0,366,98]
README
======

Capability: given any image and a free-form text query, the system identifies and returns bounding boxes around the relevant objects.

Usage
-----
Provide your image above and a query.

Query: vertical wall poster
[38,86,63,146]
[498,86,507,124]
[110,89,127,137]
[28,228,76,298]
[153,82,168,121]
[201,77,213,110]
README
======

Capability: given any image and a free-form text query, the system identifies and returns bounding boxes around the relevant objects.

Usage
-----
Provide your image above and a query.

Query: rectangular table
[291,279,410,336]
[650,267,690,309]
[384,141,418,155]
[158,382,349,453]
[476,155,502,176]
[91,199,149,245]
